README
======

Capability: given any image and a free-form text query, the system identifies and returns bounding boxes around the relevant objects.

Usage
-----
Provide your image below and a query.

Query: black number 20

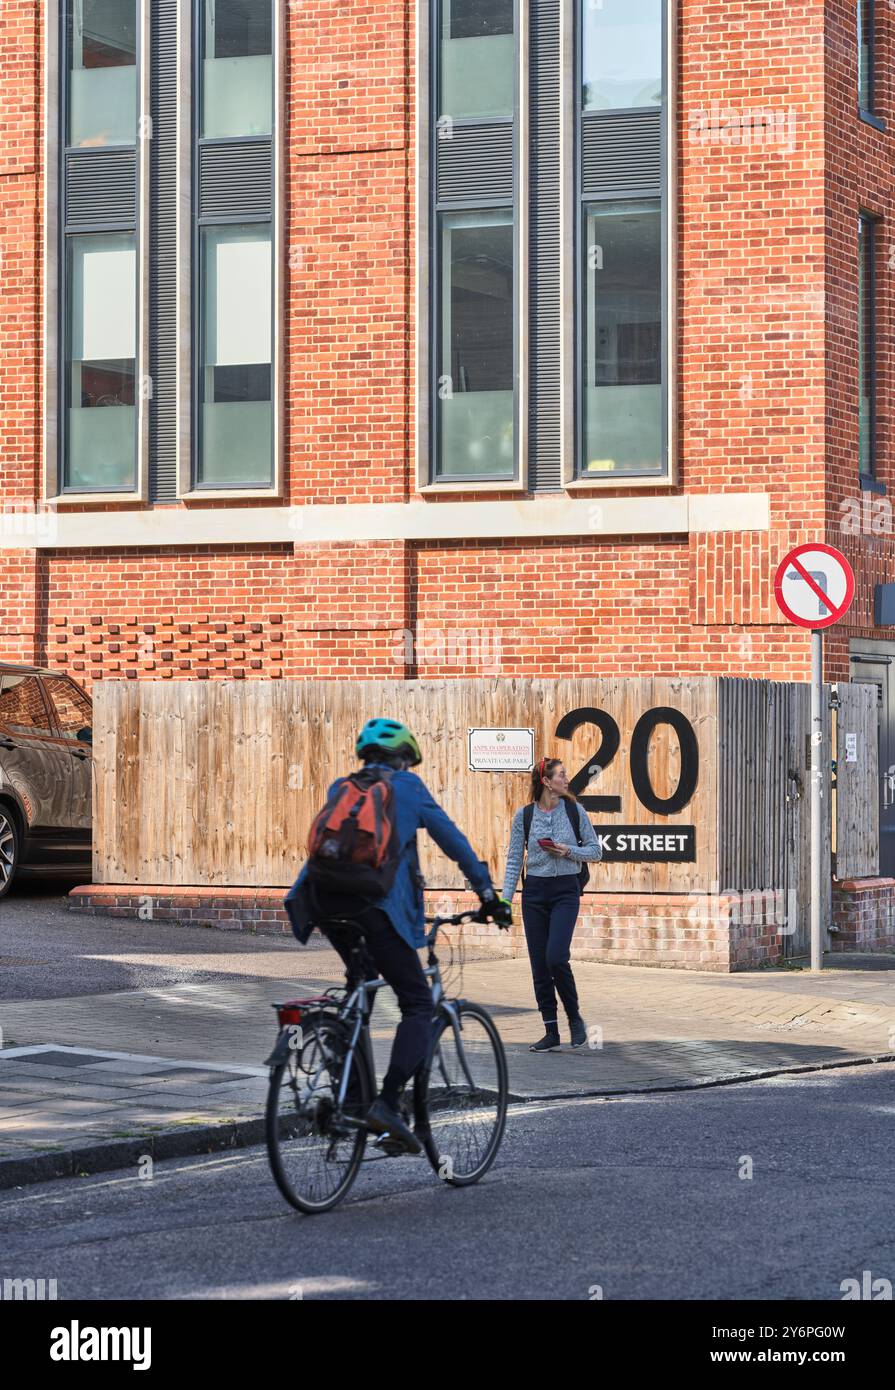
[554,706,699,816]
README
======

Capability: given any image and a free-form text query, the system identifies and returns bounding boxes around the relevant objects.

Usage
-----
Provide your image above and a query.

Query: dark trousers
[322,908,433,1108]
[521,875,582,1027]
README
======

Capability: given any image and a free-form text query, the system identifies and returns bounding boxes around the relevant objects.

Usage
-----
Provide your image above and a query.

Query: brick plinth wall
[831,878,895,952]
[68,886,787,971]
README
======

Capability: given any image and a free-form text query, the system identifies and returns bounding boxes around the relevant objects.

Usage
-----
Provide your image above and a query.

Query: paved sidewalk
[3,931,895,1187]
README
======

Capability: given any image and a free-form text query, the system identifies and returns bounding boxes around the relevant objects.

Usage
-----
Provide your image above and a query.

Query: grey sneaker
[569,1016,588,1048]
[529,1030,561,1053]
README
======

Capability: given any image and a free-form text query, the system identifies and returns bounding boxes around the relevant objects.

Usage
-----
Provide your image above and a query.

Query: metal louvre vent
[64,149,136,226]
[581,109,661,198]
[435,123,514,203]
[528,0,561,492]
[149,0,177,501]
[198,142,273,219]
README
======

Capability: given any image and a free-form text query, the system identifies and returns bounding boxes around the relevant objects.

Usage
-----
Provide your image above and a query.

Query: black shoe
[365,1097,423,1155]
[569,1016,587,1048]
[529,1030,561,1053]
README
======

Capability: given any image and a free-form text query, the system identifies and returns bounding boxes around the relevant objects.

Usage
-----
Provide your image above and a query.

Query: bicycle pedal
[373,1133,422,1158]
[373,1134,404,1156]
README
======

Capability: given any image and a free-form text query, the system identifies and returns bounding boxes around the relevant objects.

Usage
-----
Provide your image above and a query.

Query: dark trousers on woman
[521,875,582,1027]
[321,907,433,1108]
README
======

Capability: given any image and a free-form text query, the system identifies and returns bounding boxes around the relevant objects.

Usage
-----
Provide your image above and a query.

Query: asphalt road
[3,1061,894,1301]
[0,884,321,1002]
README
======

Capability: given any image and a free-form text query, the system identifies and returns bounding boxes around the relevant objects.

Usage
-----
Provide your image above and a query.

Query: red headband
[538,757,547,778]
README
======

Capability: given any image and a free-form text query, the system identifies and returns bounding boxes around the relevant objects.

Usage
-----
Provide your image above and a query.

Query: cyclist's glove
[477,889,513,930]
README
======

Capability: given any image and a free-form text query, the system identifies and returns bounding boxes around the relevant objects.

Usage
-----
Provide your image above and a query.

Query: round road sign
[773,543,855,629]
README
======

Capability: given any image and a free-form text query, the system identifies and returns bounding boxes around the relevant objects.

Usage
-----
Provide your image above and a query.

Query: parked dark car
[0,665,92,897]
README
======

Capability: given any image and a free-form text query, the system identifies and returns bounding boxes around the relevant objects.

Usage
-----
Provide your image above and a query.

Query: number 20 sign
[553,703,700,865]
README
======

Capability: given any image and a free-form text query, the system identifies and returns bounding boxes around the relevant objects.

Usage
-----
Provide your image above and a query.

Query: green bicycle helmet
[356,718,422,767]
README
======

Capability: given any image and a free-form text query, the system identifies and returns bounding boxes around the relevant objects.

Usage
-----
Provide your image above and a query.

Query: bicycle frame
[294,913,482,1119]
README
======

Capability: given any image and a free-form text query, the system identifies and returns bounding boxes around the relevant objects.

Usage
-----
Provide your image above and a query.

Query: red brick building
[2,2,895,953]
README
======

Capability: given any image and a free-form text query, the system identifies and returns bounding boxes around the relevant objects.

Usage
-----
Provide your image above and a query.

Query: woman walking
[502,757,602,1051]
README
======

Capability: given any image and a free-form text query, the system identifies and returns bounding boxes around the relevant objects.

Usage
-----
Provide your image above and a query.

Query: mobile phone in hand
[538,837,559,850]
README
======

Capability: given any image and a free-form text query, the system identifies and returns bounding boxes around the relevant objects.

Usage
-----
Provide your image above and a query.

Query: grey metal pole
[810,629,824,972]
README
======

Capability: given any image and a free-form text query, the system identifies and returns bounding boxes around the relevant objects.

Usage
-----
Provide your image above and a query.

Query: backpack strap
[563,797,584,848]
[521,803,534,886]
[564,798,591,892]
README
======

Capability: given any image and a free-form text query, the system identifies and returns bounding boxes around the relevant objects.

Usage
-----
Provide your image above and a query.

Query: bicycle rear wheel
[414,1002,508,1186]
[266,1012,373,1214]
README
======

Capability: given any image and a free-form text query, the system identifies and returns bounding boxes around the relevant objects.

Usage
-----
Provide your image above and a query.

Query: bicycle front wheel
[266,1014,373,1215]
[414,1002,508,1186]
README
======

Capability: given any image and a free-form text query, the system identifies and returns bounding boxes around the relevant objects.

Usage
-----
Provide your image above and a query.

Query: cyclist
[287,718,512,1155]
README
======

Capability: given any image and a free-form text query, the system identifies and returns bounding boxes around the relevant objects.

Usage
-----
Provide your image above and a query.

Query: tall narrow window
[582,0,662,112]
[859,212,878,479]
[429,0,518,483]
[64,232,137,491]
[582,202,662,474]
[438,0,514,122]
[198,223,273,487]
[201,0,273,139]
[436,210,515,479]
[577,0,667,479]
[67,0,137,148]
[858,0,875,115]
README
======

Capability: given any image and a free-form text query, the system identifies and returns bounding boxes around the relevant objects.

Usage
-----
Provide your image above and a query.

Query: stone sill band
[0,491,770,550]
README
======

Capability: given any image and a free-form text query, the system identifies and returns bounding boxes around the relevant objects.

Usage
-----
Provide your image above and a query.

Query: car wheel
[0,807,19,898]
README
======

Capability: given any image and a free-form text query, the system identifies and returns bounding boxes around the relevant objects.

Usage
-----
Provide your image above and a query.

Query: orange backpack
[306,768,400,901]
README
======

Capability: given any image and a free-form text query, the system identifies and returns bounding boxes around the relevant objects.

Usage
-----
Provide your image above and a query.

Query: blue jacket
[287,764,493,949]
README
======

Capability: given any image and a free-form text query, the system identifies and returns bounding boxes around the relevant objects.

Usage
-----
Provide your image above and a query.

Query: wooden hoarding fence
[93,679,878,945]
[94,677,718,892]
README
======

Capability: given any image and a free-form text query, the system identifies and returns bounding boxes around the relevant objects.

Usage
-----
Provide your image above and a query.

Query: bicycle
[265,908,509,1214]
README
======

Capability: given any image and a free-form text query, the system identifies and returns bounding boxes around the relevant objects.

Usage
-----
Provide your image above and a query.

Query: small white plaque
[468,728,535,772]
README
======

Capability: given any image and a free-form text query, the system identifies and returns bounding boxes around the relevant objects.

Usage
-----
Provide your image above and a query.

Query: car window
[41,676,93,742]
[0,674,53,737]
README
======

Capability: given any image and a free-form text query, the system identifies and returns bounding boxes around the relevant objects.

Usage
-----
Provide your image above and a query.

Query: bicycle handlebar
[424,906,513,946]
[424,909,482,929]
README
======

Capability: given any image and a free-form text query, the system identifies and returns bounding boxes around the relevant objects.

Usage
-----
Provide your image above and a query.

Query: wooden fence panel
[93,678,719,893]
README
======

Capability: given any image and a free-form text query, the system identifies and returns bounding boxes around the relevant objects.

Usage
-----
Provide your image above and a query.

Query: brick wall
[0,3,892,698]
[832,877,895,951]
[824,0,895,676]
[69,883,790,971]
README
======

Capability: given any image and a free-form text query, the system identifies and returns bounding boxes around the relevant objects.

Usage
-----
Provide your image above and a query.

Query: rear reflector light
[277,1004,303,1027]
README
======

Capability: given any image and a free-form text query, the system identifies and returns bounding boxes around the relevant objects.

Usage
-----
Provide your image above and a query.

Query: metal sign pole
[810,628,824,972]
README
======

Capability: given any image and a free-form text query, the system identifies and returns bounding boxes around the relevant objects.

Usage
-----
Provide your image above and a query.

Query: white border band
[3,491,770,549]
